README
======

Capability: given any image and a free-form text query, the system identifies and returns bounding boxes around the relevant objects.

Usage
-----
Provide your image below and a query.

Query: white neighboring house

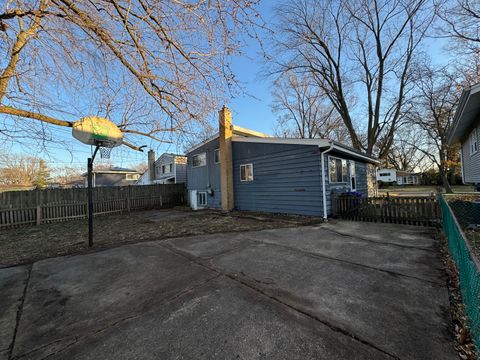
[136,151,187,185]
[376,168,420,185]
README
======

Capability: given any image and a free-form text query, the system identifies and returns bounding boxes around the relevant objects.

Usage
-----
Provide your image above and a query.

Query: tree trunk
[442,172,453,194]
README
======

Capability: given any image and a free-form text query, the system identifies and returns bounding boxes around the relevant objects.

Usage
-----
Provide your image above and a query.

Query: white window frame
[470,128,478,155]
[126,173,139,180]
[240,163,254,182]
[197,191,207,206]
[328,156,348,184]
[192,152,207,168]
[162,163,172,174]
[214,149,220,164]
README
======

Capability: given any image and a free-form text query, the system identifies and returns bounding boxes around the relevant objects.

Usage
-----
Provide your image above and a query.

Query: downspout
[321,142,334,220]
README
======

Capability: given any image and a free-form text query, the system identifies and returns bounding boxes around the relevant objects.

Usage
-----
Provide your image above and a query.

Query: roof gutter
[331,144,380,164]
[321,142,334,220]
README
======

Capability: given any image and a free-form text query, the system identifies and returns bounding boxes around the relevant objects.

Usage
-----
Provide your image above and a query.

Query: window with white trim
[192,153,207,167]
[329,157,348,183]
[240,164,254,182]
[197,192,207,206]
[470,128,478,155]
[214,149,220,164]
[162,163,172,174]
[126,174,140,180]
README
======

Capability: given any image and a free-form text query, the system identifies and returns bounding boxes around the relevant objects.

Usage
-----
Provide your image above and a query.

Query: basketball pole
[87,145,100,247]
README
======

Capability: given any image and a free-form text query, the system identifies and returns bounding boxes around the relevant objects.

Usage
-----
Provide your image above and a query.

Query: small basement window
[214,149,220,164]
[192,153,207,167]
[329,157,348,183]
[197,192,207,206]
[240,164,254,182]
[470,128,478,155]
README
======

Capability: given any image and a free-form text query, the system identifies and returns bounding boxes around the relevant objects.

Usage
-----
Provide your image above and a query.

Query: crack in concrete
[12,273,221,360]
[160,243,400,360]
[238,236,445,286]
[8,264,32,360]
[320,226,438,253]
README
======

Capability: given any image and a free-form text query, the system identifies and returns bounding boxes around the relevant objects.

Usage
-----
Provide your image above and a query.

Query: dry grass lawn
[0,208,320,268]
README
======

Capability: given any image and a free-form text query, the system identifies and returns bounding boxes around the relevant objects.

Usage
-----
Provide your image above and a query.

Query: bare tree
[0,0,262,150]
[271,0,436,157]
[408,64,464,193]
[271,72,348,141]
[133,162,148,174]
[440,0,480,53]
[0,154,51,186]
[385,125,429,172]
[52,166,83,185]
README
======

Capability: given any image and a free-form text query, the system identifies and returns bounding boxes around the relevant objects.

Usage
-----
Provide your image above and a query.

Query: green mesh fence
[440,195,480,351]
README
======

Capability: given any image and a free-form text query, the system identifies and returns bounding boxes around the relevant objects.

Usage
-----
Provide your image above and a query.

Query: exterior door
[350,161,356,192]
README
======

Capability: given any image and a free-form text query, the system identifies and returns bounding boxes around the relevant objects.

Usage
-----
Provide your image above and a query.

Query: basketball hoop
[71,117,124,248]
[96,140,116,159]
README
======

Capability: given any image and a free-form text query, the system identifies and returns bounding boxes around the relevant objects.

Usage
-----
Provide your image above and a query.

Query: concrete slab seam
[320,226,438,253]
[11,273,222,360]
[160,243,401,360]
[239,238,444,286]
[8,264,32,360]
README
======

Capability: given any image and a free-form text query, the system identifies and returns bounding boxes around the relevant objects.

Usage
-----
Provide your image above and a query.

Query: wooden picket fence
[0,184,186,229]
[332,194,440,226]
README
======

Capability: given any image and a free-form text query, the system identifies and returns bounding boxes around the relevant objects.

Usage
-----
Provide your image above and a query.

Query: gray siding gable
[187,137,371,216]
[232,142,323,216]
[461,123,480,184]
[186,138,221,208]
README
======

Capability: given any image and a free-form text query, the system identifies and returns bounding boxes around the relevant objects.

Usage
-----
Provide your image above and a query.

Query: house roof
[232,136,380,164]
[82,167,140,176]
[154,153,186,166]
[160,153,186,158]
[448,82,480,145]
[186,125,270,154]
[186,124,378,164]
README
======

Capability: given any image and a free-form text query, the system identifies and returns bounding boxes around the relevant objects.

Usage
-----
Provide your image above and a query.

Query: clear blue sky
[3,0,450,173]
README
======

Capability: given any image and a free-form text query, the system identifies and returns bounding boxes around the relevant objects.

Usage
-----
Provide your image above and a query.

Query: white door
[350,161,356,192]
[190,190,198,210]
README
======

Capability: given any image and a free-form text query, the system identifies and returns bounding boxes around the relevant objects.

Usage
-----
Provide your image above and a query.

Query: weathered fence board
[0,184,186,229]
[332,194,439,226]
[0,184,184,209]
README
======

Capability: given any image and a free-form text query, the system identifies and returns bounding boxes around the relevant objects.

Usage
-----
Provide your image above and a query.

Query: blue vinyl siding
[232,142,323,216]
[186,138,221,208]
[174,161,187,184]
[188,138,372,216]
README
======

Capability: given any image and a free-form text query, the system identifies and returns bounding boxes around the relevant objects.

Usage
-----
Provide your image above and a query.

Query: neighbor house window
[470,128,478,155]
[197,192,207,206]
[214,149,220,164]
[192,153,207,167]
[126,174,140,180]
[240,164,254,182]
[329,157,348,183]
[162,164,172,174]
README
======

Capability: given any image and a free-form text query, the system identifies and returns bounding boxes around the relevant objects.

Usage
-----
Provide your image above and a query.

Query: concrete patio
[1,220,455,359]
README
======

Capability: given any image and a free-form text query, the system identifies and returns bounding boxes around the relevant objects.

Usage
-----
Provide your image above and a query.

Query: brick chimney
[219,106,234,211]
[148,149,155,182]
